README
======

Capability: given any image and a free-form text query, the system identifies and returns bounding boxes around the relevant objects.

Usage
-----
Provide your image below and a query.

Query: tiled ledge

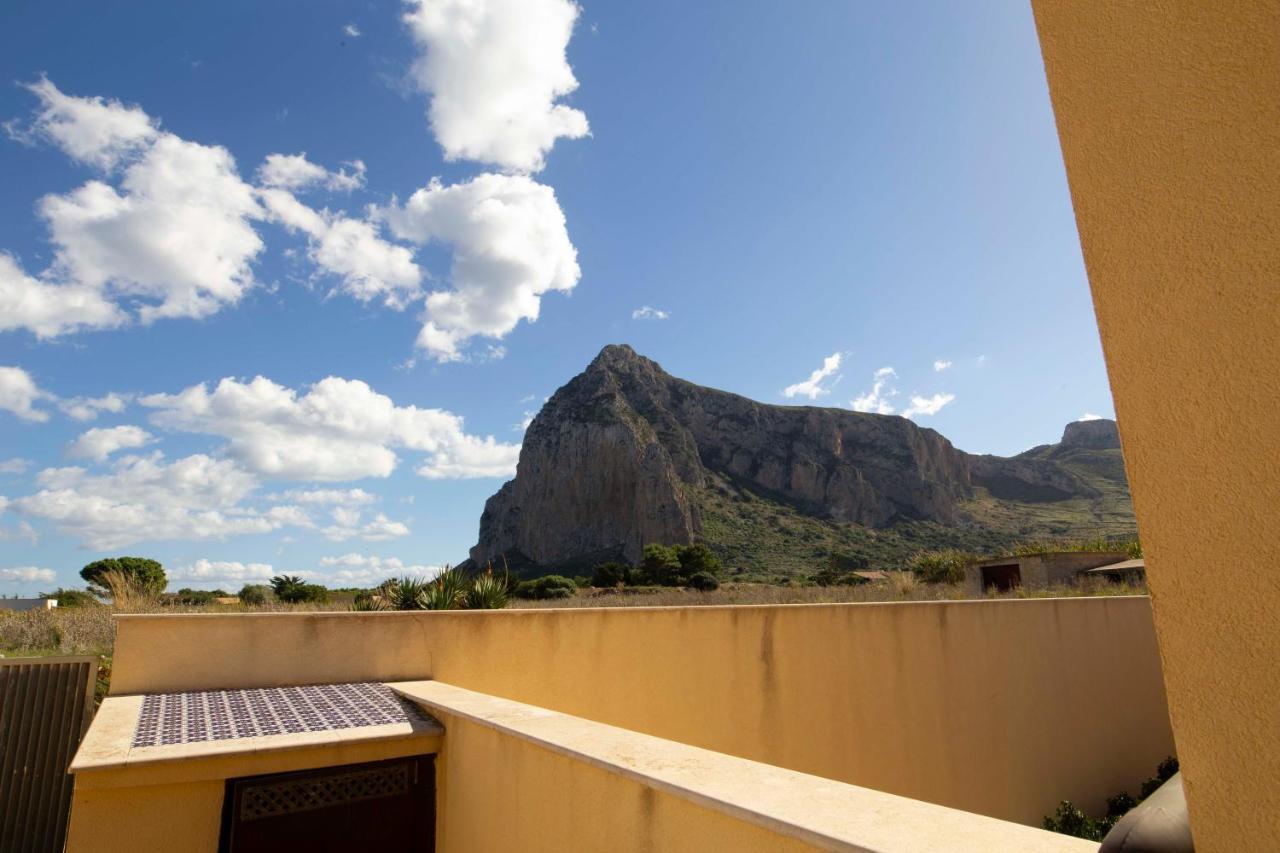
[390,680,1096,853]
[71,689,442,789]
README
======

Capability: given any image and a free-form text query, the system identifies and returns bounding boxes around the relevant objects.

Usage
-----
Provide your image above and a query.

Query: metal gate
[0,656,98,853]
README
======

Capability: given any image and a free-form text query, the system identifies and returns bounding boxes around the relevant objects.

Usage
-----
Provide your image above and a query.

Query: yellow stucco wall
[1031,3,1280,849]
[65,735,439,853]
[111,597,1173,825]
[434,711,817,853]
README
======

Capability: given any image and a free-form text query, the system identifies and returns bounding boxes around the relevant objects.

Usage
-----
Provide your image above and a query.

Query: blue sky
[0,1,1112,594]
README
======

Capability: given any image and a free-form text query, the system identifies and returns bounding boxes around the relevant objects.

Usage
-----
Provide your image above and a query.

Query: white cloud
[260,188,422,309]
[11,452,311,549]
[59,392,129,421]
[851,367,899,415]
[256,153,366,193]
[783,352,843,400]
[67,425,156,461]
[631,306,669,321]
[0,366,52,422]
[1078,413,1104,421]
[322,509,411,542]
[0,459,31,475]
[41,132,264,324]
[343,23,362,38]
[319,552,442,585]
[0,567,56,584]
[0,252,126,338]
[170,559,275,584]
[1,80,266,336]
[268,488,378,506]
[403,0,590,173]
[380,174,579,360]
[11,76,158,170]
[141,374,521,481]
[902,393,956,419]
[933,359,952,372]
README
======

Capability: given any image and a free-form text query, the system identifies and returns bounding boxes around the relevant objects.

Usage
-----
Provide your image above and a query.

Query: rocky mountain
[468,345,1135,576]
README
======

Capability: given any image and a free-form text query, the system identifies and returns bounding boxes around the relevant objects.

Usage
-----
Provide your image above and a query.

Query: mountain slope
[468,345,1135,575]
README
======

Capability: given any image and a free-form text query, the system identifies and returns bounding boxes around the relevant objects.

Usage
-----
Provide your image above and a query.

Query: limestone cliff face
[470,346,1125,570]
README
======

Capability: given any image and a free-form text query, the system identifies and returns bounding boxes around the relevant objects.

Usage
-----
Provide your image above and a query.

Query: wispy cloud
[933,359,952,372]
[631,306,669,321]
[343,23,362,38]
[783,352,843,400]
[902,393,955,418]
[851,367,898,414]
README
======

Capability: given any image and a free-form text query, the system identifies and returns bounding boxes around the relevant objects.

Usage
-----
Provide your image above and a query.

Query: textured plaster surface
[1032,3,1280,849]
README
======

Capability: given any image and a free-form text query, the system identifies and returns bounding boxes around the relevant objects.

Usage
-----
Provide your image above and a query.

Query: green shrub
[908,549,970,584]
[238,584,270,606]
[44,588,98,608]
[636,544,683,586]
[591,561,630,587]
[1140,757,1179,799]
[1044,756,1177,840]
[675,543,721,577]
[687,572,720,592]
[80,557,166,597]
[513,575,577,600]
[172,588,227,606]
[1043,801,1104,841]
[270,575,329,604]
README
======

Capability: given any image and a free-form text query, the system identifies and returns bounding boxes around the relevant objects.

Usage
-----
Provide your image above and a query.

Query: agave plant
[377,576,431,610]
[465,564,510,610]
[422,566,469,610]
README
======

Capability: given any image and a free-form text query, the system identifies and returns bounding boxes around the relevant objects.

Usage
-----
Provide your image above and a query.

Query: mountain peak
[1061,418,1121,450]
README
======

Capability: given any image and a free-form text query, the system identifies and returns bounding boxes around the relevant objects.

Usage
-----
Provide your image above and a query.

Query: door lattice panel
[240,763,411,820]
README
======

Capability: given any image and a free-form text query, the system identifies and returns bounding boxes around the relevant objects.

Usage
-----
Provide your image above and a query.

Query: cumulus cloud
[344,23,362,38]
[171,559,275,584]
[141,374,520,481]
[1,80,264,337]
[933,359,952,372]
[0,366,52,422]
[851,367,899,415]
[1078,413,1104,421]
[0,458,31,475]
[260,188,422,309]
[319,552,443,585]
[783,352,843,400]
[10,452,311,549]
[631,306,669,321]
[380,174,579,360]
[0,567,56,584]
[322,508,410,542]
[9,76,158,170]
[59,392,129,421]
[403,0,589,173]
[902,393,956,419]
[0,252,126,338]
[257,153,366,193]
[41,132,264,324]
[67,425,156,461]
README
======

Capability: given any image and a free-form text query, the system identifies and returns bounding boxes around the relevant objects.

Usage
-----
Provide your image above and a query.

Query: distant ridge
[467,345,1135,576]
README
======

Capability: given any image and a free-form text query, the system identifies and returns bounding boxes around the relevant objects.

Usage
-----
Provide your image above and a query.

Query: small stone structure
[963,551,1131,596]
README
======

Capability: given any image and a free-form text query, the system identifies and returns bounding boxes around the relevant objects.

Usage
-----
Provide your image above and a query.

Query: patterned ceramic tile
[131,682,432,748]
